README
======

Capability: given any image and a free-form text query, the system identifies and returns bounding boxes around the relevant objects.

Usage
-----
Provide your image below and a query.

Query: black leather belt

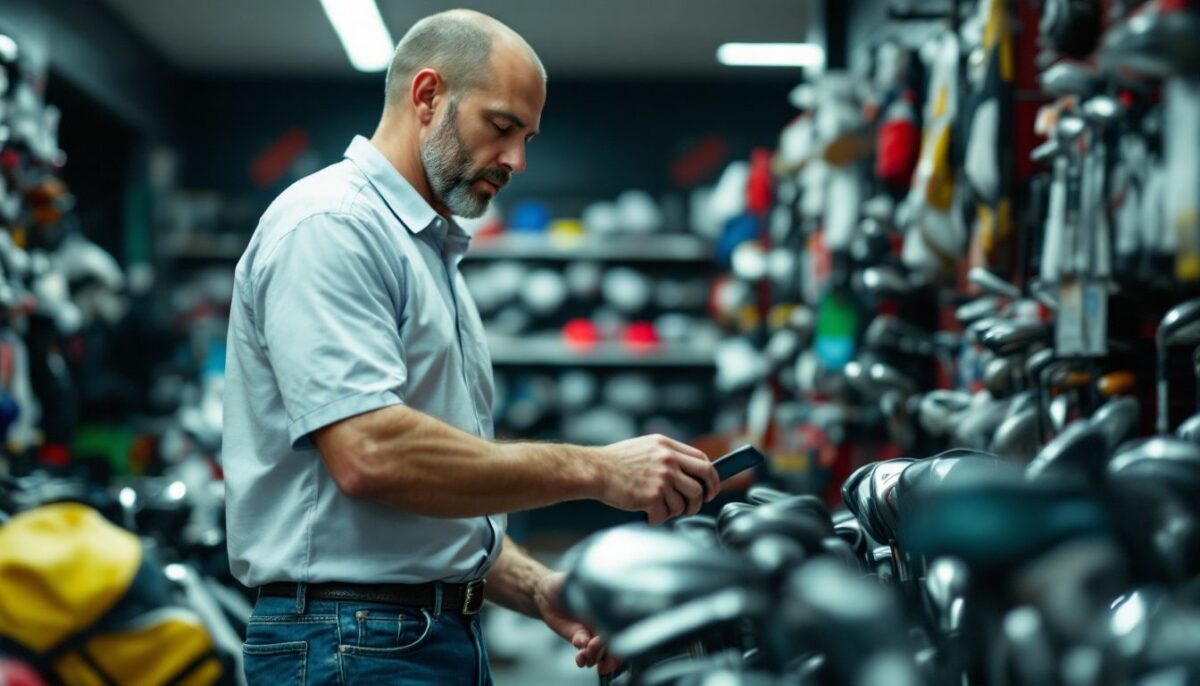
[258,579,486,615]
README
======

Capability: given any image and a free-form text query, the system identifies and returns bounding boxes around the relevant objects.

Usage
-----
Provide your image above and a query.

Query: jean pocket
[243,640,307,685]
[340,608,434,657]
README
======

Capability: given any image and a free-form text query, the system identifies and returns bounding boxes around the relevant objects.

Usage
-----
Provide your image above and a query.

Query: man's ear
[410,68,442,126]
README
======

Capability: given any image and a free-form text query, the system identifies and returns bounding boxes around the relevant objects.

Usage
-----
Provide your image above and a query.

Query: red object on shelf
[622,321,662,351]
[875,92,921,189]
[562,318,601,349]
[39,443,70,468]
[746,147,774,215]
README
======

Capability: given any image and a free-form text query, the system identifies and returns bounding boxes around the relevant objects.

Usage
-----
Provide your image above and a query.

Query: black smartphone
[713,444,767,481]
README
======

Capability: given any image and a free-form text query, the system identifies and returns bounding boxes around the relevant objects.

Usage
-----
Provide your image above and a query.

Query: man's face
[420,42,545,219]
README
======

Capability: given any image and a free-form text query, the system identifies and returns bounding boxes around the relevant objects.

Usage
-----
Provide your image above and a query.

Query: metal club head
[968,267,1021,300]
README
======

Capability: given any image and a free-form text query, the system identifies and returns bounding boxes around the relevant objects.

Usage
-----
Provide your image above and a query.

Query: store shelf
[488,334,716,367]
[160,236,248,261]
[466,233,712,262]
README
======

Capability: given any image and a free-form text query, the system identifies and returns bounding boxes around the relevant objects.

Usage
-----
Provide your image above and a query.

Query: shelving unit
[488,334,716,367]
[465,233,712,262]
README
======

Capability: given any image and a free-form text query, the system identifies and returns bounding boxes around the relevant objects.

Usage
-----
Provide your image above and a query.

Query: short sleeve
[254,213,407,450]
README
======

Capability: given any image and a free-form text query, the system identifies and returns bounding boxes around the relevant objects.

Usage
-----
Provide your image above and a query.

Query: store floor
[485,604,595,686]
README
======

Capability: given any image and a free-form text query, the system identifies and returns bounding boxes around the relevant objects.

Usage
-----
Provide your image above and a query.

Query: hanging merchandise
[1101,1,1200,283]
[962,0,1016,273]
[815,74,865,253]
[1164,79,1200,282]
[1110,121,1152,281]
[812,289,859,371]
[1039,0,1102,60]
[872,41,922,195]
[901,31,966,283]
[1,329,39,452]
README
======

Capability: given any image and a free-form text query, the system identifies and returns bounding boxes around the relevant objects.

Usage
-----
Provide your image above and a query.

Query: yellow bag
[0,503,225,685]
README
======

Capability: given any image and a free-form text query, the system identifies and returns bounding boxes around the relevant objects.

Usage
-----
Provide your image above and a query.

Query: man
[222,9,719,685]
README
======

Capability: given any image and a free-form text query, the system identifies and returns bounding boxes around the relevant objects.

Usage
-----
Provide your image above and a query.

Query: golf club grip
[640,445,766,522]
[713,444,767,481]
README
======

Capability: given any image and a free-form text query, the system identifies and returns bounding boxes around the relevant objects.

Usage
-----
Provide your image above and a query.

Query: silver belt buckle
[461,579,485,615]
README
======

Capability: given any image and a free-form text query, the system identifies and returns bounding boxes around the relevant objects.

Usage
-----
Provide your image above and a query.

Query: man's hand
[594,435,718,525]
[534,572,621,675]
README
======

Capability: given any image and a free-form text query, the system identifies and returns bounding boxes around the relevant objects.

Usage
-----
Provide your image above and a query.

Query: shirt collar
[344,135,472,258]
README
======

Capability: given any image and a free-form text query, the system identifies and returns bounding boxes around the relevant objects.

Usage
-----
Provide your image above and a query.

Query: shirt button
[355,611,366,620]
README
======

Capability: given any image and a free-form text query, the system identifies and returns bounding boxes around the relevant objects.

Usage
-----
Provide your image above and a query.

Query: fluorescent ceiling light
[717,42,825,68]
[320,0,395,72]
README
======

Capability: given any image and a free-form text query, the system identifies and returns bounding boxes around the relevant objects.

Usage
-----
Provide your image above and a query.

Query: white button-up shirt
[222,135,501,587]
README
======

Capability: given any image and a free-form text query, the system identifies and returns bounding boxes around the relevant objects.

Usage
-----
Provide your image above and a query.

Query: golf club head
[1011,537,1129,640]
[562,525,765,637]
[868,458,916,542]
[924,556,969,634]
[782,558,918,684]
[1056,115,1086,141]
[1026,420,1111,483]
[894,449,1008,524]
[955,296,1002,326]
[856,265,912,297]
[1031,137,1063,164]
[1026,348,1056,386]
[979,320,1053,357]
[1091,396,1141,451]
[954,394,1014,451]
[1109,436,1200,501]
[608,586,769,661]
[671,515,720,549]
[721,501,833,554]
[1081,95,1123,126]
[1102,8,1200,78]
[1178,412,1200,444]
[968,267,1021,300]
[983,355,1022,398]
[1159,298,1200,347]
[1039,62,1103,97]
[1000,606,1058,686]
[843,463,878,541]
[900,476,1110,574]
[746,485,791,506]
[992,406,1043,463]
[768,494,833,525]
[716,502,757,533]
[870,362,918,397]
[918,390,974,438]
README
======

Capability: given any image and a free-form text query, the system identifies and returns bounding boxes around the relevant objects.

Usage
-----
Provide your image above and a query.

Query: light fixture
[716,42,825,68]
[319,0,395,72]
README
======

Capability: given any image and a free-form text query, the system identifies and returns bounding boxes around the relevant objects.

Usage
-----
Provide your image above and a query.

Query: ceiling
[100,0,816,78]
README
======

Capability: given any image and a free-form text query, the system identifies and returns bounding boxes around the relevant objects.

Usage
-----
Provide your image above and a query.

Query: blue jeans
[243,584,493,685]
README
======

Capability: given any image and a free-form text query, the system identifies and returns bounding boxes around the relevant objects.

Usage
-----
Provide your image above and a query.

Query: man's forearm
[315,404,603,517]
[485,535,553,618]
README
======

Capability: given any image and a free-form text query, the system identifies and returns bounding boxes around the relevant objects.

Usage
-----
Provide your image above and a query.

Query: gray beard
[420,101,490,219]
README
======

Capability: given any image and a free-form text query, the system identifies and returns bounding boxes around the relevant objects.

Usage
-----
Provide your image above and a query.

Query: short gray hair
[384,13,495,107]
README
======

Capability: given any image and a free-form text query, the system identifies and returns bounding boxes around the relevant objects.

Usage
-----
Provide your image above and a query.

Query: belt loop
[433,581,444,619]
[294,582,307,615]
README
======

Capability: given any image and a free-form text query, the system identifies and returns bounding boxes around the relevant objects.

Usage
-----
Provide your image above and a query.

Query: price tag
[1057,280,1107,357]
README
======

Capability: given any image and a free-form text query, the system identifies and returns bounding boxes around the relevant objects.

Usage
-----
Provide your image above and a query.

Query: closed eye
[491,121,511,135]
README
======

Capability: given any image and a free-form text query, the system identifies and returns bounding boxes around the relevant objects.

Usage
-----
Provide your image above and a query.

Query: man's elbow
[318,428,390,500]
[330,456,375,499]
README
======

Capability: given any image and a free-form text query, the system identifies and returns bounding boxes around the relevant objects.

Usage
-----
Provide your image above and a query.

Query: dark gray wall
[1,0,176,137]
[176,75,801,228]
